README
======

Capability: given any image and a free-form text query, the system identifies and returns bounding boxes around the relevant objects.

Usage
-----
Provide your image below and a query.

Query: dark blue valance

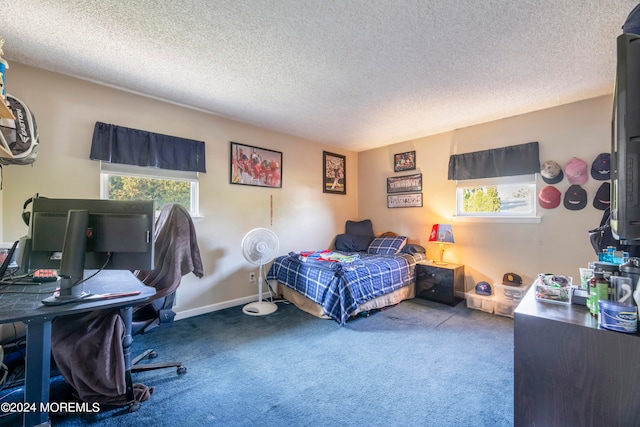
[448,141,539,180]
[90,122,206,173]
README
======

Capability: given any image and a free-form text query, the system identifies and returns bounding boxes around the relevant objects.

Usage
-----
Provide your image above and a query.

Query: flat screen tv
[19,197,155,304]
[611,32,640,245]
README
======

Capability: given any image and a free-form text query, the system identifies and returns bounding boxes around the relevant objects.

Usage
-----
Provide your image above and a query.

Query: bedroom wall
[358,95,611,290]
[0,62,359,318]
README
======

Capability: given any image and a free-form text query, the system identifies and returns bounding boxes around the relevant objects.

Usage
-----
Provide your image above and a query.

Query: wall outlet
[249,273,256,283]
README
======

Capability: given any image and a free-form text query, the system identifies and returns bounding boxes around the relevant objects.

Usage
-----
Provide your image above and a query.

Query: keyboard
[0,270,59,286]
[0,278,41,286]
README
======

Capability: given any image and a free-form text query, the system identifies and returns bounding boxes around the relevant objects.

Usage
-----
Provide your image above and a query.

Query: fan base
[242,301,278,316]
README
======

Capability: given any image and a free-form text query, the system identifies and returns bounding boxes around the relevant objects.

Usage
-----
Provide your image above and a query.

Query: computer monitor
[610,32,640,245]
[20,197,155,305]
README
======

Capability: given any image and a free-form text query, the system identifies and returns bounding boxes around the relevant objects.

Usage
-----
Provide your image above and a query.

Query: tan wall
[1,62,614,315]
[1,63,358,317]
[359,96,611,291]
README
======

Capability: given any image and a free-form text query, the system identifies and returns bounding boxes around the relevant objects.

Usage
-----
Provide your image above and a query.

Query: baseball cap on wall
[540,160,564,184]
[593,182,611,210]
[563,184,587,210]
[591,153,611,181]
[538,186,561,209]
[565,157,588,185]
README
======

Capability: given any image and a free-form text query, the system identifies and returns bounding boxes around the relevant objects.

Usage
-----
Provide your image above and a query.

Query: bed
[266,220,426,324]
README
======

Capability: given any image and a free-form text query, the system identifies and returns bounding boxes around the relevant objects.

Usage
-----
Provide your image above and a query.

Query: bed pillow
[401,244,426,254]
[367,236,407,255]
[345,219,374,236]
[335,233,374,252]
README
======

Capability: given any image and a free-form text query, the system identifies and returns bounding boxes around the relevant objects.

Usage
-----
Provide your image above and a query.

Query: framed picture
[394,150,416,172]
[387,193,423,208]
[323,151,346,194]
[230,141,282,188]
[387,173,422,193]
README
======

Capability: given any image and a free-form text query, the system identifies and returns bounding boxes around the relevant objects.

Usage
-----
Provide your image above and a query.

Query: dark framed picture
[387,173,422,193]
[387,193,423,208]
[394,150,416,172]
[323,151,346,194]
[230,141,282,188]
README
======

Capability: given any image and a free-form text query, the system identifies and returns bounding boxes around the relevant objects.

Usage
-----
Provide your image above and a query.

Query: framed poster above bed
[394,150,416,172]
[387,173,422,193]
[323,151,346,194]
[230,141,282,188]
[387,193,423,208]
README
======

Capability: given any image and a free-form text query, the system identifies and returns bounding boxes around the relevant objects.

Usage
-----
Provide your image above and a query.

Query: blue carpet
[1,298,514,426]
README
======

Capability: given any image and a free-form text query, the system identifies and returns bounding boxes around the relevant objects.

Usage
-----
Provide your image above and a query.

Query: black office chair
[122,203,203,409]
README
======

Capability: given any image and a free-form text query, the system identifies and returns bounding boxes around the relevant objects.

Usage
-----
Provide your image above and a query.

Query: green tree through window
[463,186,501,213]
[107,176,191,210]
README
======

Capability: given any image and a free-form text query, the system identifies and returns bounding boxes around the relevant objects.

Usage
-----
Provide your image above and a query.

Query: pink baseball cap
[564,157,588,185]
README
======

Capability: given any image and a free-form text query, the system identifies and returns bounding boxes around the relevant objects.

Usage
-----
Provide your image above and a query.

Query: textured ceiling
[1,1,638,151]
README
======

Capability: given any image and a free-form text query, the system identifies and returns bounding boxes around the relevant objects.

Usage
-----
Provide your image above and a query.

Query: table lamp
[429,224,454,265]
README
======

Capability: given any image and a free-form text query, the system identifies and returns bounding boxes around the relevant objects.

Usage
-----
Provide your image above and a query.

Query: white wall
[359,96,611,290]
[2,63,359,317]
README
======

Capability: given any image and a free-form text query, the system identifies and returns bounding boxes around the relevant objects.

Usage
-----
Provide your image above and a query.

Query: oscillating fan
[241,228,279,316]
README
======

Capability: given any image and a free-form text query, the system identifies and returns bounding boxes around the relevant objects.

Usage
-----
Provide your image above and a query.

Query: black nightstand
[415,263,465,306]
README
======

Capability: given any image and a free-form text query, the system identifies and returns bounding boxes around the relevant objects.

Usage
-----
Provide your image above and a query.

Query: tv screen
[611,32,640,245]
[23,197,155,272]
[20,197,155,305]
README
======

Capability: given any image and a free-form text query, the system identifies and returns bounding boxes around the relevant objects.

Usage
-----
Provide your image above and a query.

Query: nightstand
[415,263,465,306]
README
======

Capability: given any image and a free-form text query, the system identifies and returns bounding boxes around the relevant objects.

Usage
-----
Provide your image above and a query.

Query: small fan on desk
[241,228,279,316]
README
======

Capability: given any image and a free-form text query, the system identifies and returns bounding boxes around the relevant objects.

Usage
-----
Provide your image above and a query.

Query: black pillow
[335,233,374,252]
[401,244,426,254]
[345,219,374,236]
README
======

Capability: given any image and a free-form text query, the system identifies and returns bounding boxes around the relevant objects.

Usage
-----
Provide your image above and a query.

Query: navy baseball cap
[591,153,610,181]
[475,281,492,296]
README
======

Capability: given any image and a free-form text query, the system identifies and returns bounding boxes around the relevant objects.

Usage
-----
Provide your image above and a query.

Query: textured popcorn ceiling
[0,0,637,151]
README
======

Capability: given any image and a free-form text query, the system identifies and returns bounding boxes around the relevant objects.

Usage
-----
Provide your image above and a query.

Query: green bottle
[589,272,608,316]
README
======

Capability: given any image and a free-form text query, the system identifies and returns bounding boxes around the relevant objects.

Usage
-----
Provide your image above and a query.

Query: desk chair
[124,203,203,409]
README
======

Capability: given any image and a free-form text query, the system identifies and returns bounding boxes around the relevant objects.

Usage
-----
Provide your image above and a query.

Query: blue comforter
[266,251,426,324]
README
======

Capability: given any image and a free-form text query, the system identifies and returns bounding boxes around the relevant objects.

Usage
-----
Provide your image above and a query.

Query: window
[100,162,199,216]
[455,174,537,218]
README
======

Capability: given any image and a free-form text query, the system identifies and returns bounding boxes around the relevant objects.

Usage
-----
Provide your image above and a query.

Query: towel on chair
[51,310,138,405]
[134,203,204,304]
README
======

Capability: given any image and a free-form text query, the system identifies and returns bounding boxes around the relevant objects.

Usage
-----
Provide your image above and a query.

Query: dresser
[514,286,640,426]
[415,263,465,306]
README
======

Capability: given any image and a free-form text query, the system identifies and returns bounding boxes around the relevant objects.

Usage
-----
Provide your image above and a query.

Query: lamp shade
[429,224,454,244]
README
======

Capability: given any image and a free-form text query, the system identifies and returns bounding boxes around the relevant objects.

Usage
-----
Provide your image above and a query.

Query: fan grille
[241,228,279,265]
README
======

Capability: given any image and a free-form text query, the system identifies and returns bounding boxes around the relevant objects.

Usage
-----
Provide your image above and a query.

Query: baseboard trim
[174,293,271,321]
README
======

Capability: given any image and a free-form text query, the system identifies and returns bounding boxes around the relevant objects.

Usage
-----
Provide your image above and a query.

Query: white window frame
[454,174,540,223]
[99,162,200,217]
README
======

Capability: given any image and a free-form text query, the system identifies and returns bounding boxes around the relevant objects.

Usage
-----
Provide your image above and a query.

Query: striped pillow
[367,236,407,255]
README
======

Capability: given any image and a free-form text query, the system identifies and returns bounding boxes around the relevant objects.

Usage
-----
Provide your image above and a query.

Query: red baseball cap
[538,186,561,209]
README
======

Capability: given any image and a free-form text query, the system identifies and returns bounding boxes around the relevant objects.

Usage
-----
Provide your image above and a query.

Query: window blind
[90,121,206,173]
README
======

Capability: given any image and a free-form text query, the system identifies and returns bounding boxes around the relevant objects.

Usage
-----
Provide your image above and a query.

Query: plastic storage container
[493,296,519,318]
[465,289,494,313]
[534,274,573,305]
[493,282,531,302]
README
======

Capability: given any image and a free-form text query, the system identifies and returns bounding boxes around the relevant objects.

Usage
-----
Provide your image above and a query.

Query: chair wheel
[148,351,158,359]
[177,366,187,375]
[128,401,141,412]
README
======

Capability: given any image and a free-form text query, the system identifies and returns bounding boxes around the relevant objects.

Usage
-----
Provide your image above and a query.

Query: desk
[0,270,154,427]
[514,286,640,426]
